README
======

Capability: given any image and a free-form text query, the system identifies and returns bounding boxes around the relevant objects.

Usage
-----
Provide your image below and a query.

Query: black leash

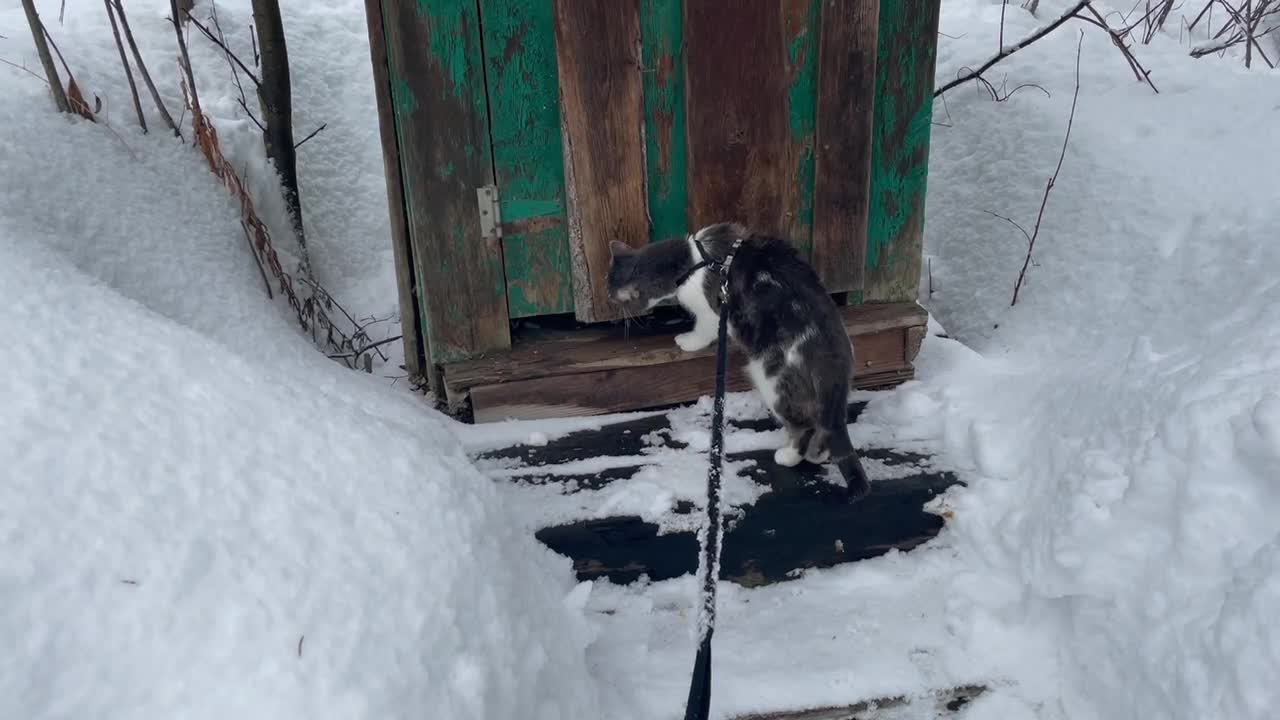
[682,238,740,720]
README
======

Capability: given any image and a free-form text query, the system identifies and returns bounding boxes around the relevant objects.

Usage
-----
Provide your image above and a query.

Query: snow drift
[0,19,598,720]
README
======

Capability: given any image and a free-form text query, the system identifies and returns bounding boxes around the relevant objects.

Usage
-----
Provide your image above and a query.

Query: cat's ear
[609,240,635,258]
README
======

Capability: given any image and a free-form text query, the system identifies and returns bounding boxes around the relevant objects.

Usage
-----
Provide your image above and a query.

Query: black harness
[676,237,745,295]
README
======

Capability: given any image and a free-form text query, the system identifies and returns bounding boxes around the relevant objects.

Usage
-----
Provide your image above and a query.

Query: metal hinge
[476,185,502,239]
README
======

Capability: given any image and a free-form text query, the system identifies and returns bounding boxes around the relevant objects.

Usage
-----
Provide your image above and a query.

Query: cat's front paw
[675,331,713,353]
[774,446,803,467]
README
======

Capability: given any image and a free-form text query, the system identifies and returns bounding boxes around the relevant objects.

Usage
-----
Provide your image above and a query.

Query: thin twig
[206,3,265,129]
[1001,0,1009,50]
[104,0,147,132]
[936,1,1088,98]
[1,56,49,84]
[184,10,260,86]
[293,123,327,149]
[41,25,97,119]
[984,209,1033,245]
[1012,31,1084,306]
[1081,3,1161,91]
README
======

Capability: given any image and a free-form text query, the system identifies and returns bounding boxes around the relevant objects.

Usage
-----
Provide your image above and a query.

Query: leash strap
[683,238,740,720]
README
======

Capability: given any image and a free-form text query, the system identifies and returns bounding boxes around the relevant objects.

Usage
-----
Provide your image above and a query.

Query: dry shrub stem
[104,0,147,132]
[1011,32,1084,307]
[935,0,1158,99]
[20,0,69,113]
[111,0,182,138]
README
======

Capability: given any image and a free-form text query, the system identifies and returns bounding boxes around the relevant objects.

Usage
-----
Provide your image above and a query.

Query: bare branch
[936,1,1157,99]
[184,10,261,86]
[936,1,1088,98]
[293,122,327,149]
[1013,31,1084,307]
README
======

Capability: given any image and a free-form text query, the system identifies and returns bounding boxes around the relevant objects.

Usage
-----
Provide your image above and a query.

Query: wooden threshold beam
[444,302,927,422]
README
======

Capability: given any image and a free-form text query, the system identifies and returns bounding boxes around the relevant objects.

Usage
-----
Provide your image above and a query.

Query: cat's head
[607,239,685,314]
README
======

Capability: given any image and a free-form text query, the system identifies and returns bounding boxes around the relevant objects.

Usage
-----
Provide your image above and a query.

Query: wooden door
[370,0,938,364]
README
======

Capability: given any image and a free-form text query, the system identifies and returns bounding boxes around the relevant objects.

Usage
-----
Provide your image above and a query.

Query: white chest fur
[671,238,723,352]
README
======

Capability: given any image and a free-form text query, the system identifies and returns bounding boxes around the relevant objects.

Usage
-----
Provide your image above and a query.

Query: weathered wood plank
[864,0,942,303]
[382,0,509,363]
[553,0,649,323]
[465,326,910,421]
[447,301,925,391]
[811,0,879,294]
[480,0,573,318]
[363,0,424,378]
[782,0,821,257]
[684,1,819,251]
[640,0,689,242]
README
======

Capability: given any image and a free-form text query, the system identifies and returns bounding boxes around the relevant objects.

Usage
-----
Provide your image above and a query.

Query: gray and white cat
[607,222,870,501]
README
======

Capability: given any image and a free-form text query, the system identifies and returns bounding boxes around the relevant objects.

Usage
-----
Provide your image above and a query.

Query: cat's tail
[822,379,870,502]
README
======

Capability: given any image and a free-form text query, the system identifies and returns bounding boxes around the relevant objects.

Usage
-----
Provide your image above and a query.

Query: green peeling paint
[641,0,688,242]
[865,0,939,302]
[480,0,573,317]
[501,198,562,221]
[402,0,505,364]
[785,0,820,258]
[415,0,471,101]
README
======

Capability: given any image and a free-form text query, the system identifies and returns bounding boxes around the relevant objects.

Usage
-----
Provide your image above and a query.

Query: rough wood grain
[448,302,923,388]
[463,325,910,421]
[683,1,819,249]
[480,0,574,317]
[553,0,649,323]
[640,0,689,242]
[811,0,879,294]
[382,0,510,363]
[864,0,942,303]
[362,0,423,378]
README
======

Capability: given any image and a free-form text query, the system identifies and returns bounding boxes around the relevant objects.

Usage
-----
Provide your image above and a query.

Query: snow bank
[903,2,1280,718]
[0,14,598,720]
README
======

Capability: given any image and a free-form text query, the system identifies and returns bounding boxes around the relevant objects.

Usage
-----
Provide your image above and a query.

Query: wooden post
[864,0,941,303]
[362,0,425,380]
[553,0,649,324]
[811,0,879,295]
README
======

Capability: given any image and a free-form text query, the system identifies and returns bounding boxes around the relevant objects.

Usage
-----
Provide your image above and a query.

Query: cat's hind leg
[768,368,820,468]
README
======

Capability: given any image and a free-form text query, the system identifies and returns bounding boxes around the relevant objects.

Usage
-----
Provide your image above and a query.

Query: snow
[0,3,598,718]
[3,0,1279,719]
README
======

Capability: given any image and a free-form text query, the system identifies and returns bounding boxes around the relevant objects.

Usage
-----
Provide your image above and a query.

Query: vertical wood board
[641,0,689,243]
[553,0,649,323]
[683,0,819,252]
[810,0,879,294]
[382,0,510,362]
[364,0,424,378]
[865,0,941,303]
[480,0,574,318]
